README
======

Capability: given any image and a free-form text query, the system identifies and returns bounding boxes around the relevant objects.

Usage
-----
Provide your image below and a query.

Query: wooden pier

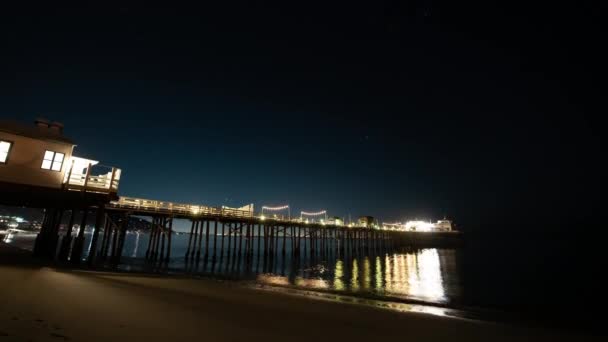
[102,197,400,265]
[1,119,460,269]
[7,192,460,268]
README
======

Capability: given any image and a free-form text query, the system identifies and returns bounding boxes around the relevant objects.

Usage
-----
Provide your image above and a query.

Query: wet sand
[0,242,600,341]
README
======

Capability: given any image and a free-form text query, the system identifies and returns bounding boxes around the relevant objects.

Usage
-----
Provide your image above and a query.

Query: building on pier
[0,118,121,207]
[404,219,453,232]
[326,216,344,226]
[1,118,124,263]
[357,216,376,228]
[434,219,453,231]
[1,118,76,189]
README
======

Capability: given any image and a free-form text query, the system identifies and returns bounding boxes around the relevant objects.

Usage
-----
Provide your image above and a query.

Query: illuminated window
[0,140,12,164]
[41,150,65,171]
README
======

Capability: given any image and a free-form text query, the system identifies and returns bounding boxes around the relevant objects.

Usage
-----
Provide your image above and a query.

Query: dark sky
[0,2,603,232]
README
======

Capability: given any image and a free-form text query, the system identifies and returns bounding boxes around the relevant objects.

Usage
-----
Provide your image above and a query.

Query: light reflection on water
[6,232,459,305]
[393,249,446,302]
[334,260,345,290]
[260,249,450,304]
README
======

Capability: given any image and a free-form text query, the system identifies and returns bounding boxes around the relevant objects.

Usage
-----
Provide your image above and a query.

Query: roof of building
[0,120,75,145]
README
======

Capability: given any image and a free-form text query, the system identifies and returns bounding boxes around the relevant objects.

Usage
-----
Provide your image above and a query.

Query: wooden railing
[64,163,120,194]
[108,197,377,229]
[108,197,254,218]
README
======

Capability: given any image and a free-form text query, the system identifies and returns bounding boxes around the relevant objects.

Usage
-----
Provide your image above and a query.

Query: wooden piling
[87,205,106,266]
[205,220,210,258]
[256,224,261,257]
[185,219,195,259]
[273,225,279,257]
[238,223,244,256]
[156,217,164,260]
[110,217,120,260]
[70,209,89,264]
[151,217,160,260]
[58,209,76,262]
[114,213,129,264]
[220,222,226,258]
[263,224,268,256]
[213,219,218,258]
[281,226,286,255]
[166,216,173,262]
[159,217,167,261]
[100,218,112,260]
[196,220,203,261]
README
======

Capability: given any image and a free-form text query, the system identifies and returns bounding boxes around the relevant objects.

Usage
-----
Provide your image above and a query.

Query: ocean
[3,229,602,331]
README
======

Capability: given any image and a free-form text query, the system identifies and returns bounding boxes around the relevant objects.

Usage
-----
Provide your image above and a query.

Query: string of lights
[300,210,327,216]
[261,204,291,220]
[261,205,289,211]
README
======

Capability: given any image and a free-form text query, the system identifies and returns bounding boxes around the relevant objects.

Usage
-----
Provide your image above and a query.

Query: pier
[58,196,411,267]
[1,118,461,268]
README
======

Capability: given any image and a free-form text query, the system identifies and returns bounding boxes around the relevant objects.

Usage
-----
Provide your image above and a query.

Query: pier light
[261,205,290,220]
[260,215,266,221]
[405,220,436,232]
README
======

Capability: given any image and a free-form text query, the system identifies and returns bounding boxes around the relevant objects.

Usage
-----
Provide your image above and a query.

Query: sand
[0,242,601,341]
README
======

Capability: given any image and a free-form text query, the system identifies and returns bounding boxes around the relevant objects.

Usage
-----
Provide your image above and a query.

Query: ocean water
[4,231,462,306]
[4,229,603,330]
[119,232,463,306]
[125,233,462,305]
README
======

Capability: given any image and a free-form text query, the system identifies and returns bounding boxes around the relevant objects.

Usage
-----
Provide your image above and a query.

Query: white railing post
[108,167,117,191]
[63,159,75,190]
[82,163,92,193]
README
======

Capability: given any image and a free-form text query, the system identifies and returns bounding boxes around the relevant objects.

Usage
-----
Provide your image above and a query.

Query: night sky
[1,2,603,233]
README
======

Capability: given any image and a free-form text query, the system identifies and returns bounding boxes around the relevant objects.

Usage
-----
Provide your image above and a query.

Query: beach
[0,242,600,342]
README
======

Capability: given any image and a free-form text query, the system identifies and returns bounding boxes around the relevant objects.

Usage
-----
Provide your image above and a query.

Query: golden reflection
[351,259,359,291]
[257,274,290,286]
[382,249,446,303]
[415,249,445,301]
[407,253,417,295]
[384,255,392,290]
[328,249,450,303]
[401,254,408,290]
[294,277,329,289]
[363,258,371,290]
[375,256,383,290]
[334,260,345,290]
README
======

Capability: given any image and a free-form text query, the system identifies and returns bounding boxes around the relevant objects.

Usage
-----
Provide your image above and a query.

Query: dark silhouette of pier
[25,193,449,268]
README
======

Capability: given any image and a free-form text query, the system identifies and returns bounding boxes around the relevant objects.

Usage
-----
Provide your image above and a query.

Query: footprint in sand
[50,332,70,340]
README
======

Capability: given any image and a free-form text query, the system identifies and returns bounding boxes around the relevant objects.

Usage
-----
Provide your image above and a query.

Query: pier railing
[108,197,368,228]
[108,197,254,219]
[64,163,121,194]
[108,197,454,233]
